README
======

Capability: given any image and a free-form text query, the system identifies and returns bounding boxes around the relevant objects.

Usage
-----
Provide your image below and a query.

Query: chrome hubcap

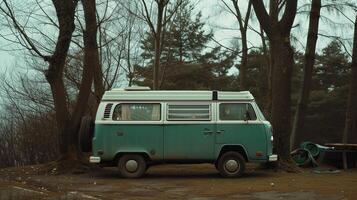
[125,160,138,172]
[225,160,239,172]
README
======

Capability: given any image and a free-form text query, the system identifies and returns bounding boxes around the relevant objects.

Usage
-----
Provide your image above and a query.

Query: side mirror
[244,104,251,121]
[244,110,251,121]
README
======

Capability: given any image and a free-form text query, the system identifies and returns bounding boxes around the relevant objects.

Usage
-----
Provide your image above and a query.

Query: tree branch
[141,0,156,35]
[251,0,272,38]
[0,0,49,61]
[279,0,298,35]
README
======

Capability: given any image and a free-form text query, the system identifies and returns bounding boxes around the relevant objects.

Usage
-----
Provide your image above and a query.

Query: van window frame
[104,102,163,124]
[166,102,212,121]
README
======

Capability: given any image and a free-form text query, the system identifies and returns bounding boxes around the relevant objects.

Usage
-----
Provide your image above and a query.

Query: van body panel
[215,123,267,160]
[93,124,163,161]
[164,124,215,160]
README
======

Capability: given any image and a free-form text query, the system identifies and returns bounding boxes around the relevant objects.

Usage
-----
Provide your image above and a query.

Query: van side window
[167,104,211,121]
[112,103,161,121]
[219,103,257,121]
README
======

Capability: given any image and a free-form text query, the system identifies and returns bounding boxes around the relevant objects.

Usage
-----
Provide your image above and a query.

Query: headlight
[270,136,274,142]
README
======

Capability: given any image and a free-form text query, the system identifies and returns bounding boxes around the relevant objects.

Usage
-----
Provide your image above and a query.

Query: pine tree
[314,41,350,91]
[134,0,238,90]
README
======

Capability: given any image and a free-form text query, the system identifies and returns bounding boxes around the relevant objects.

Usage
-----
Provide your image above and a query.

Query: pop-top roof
[101,88,254,101]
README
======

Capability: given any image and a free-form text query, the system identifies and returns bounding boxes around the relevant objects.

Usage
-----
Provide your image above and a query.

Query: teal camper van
[86,87,277,178]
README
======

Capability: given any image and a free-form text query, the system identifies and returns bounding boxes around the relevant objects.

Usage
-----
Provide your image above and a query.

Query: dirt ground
[0,163,356,200]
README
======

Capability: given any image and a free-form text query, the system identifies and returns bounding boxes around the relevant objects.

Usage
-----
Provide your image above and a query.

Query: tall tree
[38,0,78,157]
[251,0,298,162]
[81,0,104,106]
[221,0,252,90]
[291,0,321,149]
[343,15,357,168]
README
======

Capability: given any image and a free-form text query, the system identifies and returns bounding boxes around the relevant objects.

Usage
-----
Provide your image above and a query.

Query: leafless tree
[0,0,88,162]
[221,0,252,90]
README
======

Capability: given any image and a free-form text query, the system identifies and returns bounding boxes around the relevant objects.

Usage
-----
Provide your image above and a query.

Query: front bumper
[269,154,278,162]
[89,156,101,163]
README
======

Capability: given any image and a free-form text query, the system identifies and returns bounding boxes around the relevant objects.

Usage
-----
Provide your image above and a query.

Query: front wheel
[217,151,245,178]
[118,154,147,178]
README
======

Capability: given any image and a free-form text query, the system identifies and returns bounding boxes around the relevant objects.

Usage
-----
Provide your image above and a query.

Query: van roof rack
[102,90,254,101]
[123,86,151,91]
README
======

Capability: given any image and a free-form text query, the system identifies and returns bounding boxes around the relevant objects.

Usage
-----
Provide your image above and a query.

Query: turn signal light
[256,151,263,157]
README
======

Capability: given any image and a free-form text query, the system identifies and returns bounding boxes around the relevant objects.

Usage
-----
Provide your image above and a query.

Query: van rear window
[167,104,211,121]
[112,103,161,121]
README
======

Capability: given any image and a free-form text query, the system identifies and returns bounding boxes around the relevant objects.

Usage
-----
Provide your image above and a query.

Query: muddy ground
[0,164,356,200]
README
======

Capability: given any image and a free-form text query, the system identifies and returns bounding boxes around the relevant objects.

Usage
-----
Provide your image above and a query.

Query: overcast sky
[0,0,355,74]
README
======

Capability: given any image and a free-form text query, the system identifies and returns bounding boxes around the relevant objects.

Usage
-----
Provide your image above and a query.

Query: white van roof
[101,87,254,101]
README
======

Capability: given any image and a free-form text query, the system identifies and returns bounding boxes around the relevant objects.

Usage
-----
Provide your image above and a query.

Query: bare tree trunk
[252,0,298,162]
[342,16,357,169]
[260,25,271,118]
[46,0,78,155]
[270,37,294,161]
[54,0,101,159]
[63,0,100,152]
[291,0,321,150]
[127,22,134,87]
[93,61,105,103]
[240,28,248,90]
[153,1,165,90]
[229,0,252,90]
[82,0,103,107]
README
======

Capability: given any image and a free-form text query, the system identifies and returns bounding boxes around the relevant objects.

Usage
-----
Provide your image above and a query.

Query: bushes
[0,111,59,168]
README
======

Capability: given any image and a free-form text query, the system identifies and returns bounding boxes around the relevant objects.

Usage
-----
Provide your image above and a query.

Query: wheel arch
[217,145,249,162]
[114,151,152,164]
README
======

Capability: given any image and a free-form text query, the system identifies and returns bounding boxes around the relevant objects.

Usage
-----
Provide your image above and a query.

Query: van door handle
[116,131,124,136]
[216,130,225,134]
[203,129,213,135]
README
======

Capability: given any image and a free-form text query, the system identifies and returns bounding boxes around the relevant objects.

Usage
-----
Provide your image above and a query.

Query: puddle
[164,187,190,196]
[0,187,102,200]
[189,197,215,200]
[78,185,117,193]
[0,186,45,200]
[52,191,101,200]
[230,191,342,200]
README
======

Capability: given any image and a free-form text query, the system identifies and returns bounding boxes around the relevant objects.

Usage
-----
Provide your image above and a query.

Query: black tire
[217,151,246,178]
[78,115,94,152]
[118,154,147,178]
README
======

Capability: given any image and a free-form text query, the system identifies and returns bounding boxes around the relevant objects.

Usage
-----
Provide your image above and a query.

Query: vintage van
[86,87,277,178]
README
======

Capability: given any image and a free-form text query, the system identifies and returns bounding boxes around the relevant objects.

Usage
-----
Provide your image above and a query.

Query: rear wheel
[217,151,245,178]
[118,154,147,178]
